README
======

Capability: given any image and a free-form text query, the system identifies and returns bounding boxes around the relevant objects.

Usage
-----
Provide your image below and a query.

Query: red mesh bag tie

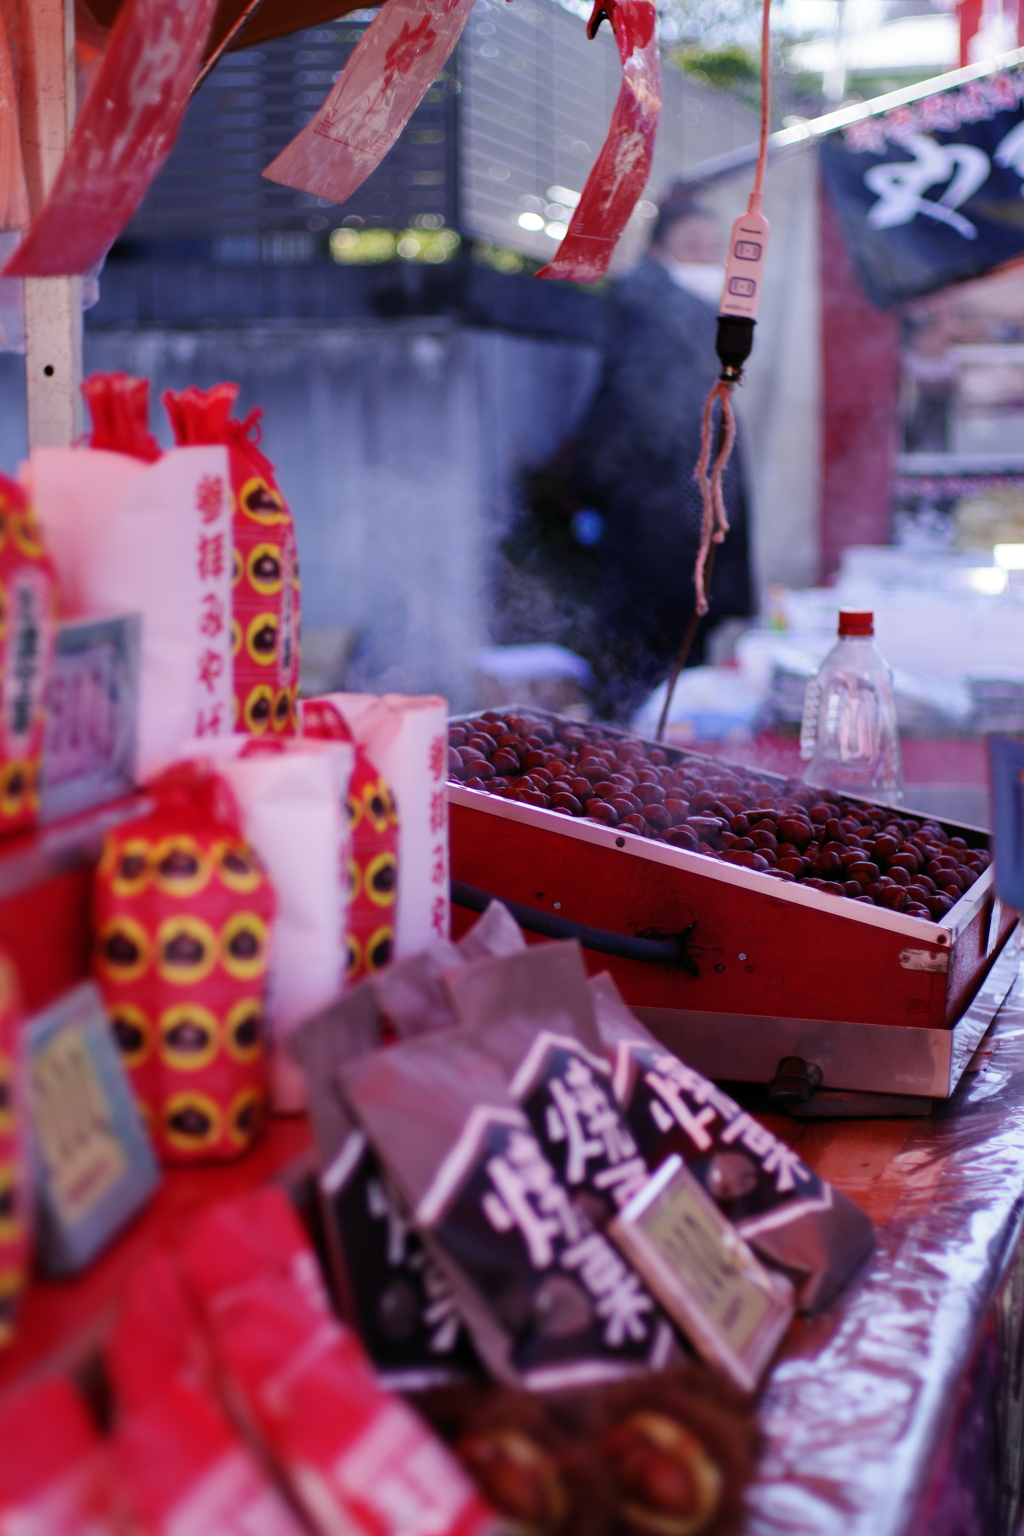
[82,373,162,462]
[301,699,353,742]
[162,384,276,482]
[145,759,245,840]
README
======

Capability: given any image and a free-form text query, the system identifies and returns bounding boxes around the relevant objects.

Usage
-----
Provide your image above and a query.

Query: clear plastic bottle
[800,610,903,802]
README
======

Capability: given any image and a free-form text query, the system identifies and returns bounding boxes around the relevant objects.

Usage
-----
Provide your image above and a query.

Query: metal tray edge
[449,782,970,948]
[633,925,1020,1098]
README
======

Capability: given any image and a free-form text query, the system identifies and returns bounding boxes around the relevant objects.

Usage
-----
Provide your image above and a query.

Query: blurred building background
[5,0,1024,754]
[0,0,759,708]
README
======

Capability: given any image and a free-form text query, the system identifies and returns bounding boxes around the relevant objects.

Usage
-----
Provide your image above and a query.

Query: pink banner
[537,0,661,283]
[263,0,473,208]
[4,0,218,278]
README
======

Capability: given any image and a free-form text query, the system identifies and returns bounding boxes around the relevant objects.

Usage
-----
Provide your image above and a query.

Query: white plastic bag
[179,736,353,1112]
[30,377,302,777]
[31,443,235,775]
[309,693,449,957]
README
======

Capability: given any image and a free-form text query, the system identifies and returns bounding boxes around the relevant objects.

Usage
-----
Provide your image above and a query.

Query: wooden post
[17,0,81,448]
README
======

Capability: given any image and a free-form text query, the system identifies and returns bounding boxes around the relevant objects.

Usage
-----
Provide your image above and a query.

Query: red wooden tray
[449,714,1017,1104]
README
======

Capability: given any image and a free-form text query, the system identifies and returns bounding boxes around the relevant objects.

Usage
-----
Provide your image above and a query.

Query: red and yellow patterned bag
[0,474,57,837]
[93,762,275,1163]
[301,699,399,982]
[161,384,301,740]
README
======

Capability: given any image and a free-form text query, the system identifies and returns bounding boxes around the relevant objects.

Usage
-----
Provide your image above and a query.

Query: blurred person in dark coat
[570,197,754,719]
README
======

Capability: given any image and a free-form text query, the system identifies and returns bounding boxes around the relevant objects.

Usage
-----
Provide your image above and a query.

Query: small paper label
[634,1167,777,1359]
[31,1023,126,1226]
[610,1157,793,1391]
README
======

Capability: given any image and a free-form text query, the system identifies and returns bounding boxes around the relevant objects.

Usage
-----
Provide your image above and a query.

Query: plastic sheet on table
[745,939,1024,1536]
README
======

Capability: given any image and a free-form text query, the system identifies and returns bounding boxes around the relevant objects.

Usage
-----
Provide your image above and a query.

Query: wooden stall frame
[17,0,82,447]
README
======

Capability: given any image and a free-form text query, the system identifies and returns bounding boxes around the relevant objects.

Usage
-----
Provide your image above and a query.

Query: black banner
[820,70,1024,307]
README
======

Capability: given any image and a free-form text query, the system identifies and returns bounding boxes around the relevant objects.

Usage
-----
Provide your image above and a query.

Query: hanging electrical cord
[655,0,772,743]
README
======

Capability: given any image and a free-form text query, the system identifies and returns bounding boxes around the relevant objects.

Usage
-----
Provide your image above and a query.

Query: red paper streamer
[4,0,219,278]
[537,0,661,283]
[263,0,474,208]
[0,3,29,233]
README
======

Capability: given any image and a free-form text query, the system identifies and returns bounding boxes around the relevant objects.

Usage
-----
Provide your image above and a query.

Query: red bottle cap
[838,609,873,637]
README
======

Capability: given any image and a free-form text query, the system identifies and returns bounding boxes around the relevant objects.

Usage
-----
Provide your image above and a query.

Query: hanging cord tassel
[693,380,737,616]
[654,393,733,744]
[654,0,771,744]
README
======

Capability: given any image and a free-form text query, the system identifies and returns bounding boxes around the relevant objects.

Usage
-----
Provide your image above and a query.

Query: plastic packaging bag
[106,1247,307,1536]
[295,979,480,1389]
[106,1249,211,1413]
[182,1188,500,1536]
[447,943,653,1229]
[0,1377,115,1533]
[374,899,525,1039]
[340,1029,678,1390]
[93,760,275,1162]
[3,0,219,278]
[0,948,28,1349]
[114,1378,307,1536]
[292,902,526,1386]
[32,377,234,775]
[307,692,449,957]
[0,472,57,837]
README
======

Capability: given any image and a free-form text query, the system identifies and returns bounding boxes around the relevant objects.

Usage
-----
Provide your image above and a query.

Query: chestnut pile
[449,712,990,922]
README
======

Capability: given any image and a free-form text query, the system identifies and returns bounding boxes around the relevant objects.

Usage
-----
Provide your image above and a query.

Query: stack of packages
[0,1186,497,1535]
[26,372,450,1124]
[287,906,875,1533]
[0,373,453,1358]
[0,908,873,1535]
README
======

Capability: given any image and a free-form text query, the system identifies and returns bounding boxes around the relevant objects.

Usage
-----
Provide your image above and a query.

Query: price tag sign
[40,614,139,822]
[32,1021,128,1227]
[27,982,158,1276]
[609,1155,794,1391]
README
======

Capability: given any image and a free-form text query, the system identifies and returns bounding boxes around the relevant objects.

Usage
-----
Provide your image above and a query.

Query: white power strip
[718,209,770,322]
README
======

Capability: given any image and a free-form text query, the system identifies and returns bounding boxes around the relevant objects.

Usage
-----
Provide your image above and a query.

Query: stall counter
[744,945,1024,1536]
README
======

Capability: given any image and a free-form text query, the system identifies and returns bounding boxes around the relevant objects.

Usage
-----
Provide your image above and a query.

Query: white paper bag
[31,444,235,775]
[311,693,449,957]
[179,736,353,1111]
